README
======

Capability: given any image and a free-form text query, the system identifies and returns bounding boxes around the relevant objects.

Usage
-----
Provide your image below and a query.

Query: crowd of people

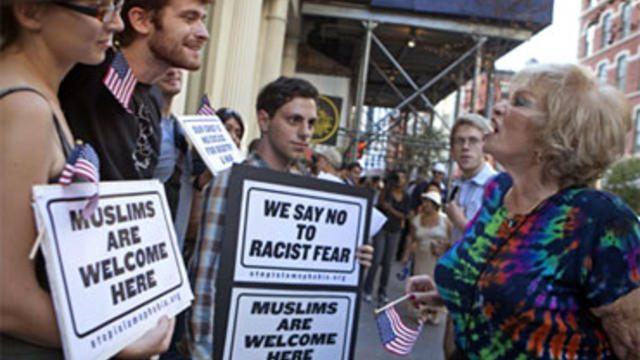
[1,1,638,360]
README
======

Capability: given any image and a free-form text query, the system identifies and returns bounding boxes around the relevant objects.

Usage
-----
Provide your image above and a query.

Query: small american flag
[103,51,138,111]
[197,94,215,115]
[375,305,423,356]
[59,144,100,185]
[59,143,100,217]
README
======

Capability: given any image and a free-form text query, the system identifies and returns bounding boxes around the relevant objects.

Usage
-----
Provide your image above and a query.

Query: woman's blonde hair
[512,63,632,188]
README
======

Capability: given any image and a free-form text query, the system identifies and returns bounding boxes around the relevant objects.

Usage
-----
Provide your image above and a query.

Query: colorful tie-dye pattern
[435,173,640,360]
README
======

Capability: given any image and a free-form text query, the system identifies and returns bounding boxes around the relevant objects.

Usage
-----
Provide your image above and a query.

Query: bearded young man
[59,0,210,180]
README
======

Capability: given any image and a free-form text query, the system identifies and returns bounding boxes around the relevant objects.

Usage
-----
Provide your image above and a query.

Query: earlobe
[125,6,154,36]
[12,3,46,32]
[257,110,270,133]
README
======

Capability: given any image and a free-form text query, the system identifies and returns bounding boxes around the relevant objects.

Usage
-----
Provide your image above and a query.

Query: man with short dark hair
[186,77,373,359]
[345,161,363,186]
[60,0,211,180]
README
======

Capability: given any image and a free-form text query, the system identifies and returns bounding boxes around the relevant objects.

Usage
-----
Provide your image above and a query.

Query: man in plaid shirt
[184,77,373,359]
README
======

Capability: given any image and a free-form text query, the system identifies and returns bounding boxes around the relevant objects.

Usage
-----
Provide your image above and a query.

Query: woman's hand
[116,316,175,359]
[431,239,450,258]
[405,275,444,309]
[356,244,374,268]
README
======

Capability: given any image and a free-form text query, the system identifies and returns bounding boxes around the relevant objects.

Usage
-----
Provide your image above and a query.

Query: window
[602,13,612,49]
[622,2,632,39]
[598,63,607,83]
[635,109,640,153]
[585,24,596,56]
[500,82,510,99]
[616,55,628,90]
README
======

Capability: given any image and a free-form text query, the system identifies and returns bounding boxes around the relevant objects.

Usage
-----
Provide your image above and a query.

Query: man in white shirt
[444,113,497,243]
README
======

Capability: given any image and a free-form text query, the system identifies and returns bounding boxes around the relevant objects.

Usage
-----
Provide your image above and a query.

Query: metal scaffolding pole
[485,61,495,118]
[470,36,486,112]
[447,73,464,187]
[351,20,377,161]
[364,37,487,144]
[371,61,431,129]
[370,33,449,130]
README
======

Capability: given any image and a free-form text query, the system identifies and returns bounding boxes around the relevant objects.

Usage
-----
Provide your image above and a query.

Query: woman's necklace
[503,187,553,227]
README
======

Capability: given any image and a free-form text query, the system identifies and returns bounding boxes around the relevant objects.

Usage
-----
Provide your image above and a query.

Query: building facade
[578,0,640,154]
[461,69,515,116]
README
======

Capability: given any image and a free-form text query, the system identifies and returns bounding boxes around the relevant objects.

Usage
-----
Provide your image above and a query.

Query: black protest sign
[214,165,372,360]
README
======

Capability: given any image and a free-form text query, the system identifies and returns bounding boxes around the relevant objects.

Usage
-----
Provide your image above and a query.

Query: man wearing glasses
[444,113,497,243]
[59,0,211,181]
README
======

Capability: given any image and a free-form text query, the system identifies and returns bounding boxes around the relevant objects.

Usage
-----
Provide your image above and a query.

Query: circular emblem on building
[313,95,341,145]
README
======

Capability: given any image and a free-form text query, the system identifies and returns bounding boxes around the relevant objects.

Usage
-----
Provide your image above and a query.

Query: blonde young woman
[0,1,173,357]
[406,64,640,360]
[405,191,451,324]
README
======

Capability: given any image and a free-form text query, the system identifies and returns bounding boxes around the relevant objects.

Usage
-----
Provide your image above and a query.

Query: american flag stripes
[59,143,100,217]
[59,144,100,185]
[103,51,138,111]
[197,94,215,115]
[375,305,423,356]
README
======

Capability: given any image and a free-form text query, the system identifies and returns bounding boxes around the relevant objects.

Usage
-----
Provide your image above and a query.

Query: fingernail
[409,293,416,301]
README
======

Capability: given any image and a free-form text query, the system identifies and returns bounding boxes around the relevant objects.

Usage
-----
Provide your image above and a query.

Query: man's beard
[149,31,201,71]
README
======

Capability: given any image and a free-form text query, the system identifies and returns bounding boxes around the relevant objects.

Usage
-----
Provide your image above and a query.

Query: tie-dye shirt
[435,172,640,360]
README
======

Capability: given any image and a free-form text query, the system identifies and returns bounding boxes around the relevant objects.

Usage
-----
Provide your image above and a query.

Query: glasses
[54,0,124,23]
[452,136,483,148]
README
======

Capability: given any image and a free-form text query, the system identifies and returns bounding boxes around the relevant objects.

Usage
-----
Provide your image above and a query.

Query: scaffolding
[300,0,553,171]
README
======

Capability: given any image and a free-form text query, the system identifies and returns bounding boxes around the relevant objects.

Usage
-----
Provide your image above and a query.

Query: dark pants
[364,229,401,297]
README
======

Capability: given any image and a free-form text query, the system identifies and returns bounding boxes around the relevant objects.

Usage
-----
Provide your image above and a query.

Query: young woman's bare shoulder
[1,91,58,164]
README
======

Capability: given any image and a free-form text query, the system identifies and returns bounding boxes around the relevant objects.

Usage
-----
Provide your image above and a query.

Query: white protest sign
[32,180,193,360]
[234,180,368,287]
[178,115,245,175]
[222,288,356,360]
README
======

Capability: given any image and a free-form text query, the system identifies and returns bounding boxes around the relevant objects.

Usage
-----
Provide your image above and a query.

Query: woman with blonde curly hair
[406,63,640,360]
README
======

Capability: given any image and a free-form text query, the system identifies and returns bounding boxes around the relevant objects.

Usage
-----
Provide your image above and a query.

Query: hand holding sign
[116,316,174,359]
[178,115,245,176]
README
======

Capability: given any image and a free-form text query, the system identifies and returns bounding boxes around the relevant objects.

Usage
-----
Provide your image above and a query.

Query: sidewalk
[355,260,445,360]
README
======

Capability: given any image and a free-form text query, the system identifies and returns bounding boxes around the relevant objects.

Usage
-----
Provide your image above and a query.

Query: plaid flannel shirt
[185,153,270,359]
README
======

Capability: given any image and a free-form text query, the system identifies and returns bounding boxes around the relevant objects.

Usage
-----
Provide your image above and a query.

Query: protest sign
[214,165,372,360]
[32,180,193,360]
[177,115,245,175]
[222,288,356,360]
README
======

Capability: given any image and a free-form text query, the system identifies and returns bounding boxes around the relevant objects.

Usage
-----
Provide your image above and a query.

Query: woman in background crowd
[216,107,244,148]
[404,191,451,324]
[0,0,173,357]
[364,169,410,304]
[406,63,640,359]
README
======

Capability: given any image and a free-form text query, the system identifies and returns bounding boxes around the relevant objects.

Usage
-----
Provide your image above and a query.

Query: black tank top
[0,87,67,358]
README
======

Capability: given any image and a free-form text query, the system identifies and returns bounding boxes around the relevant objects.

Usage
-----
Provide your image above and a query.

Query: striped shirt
[184,153,272,359]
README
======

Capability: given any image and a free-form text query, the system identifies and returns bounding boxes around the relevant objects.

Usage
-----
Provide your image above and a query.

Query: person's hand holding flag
[405,275,445,310]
